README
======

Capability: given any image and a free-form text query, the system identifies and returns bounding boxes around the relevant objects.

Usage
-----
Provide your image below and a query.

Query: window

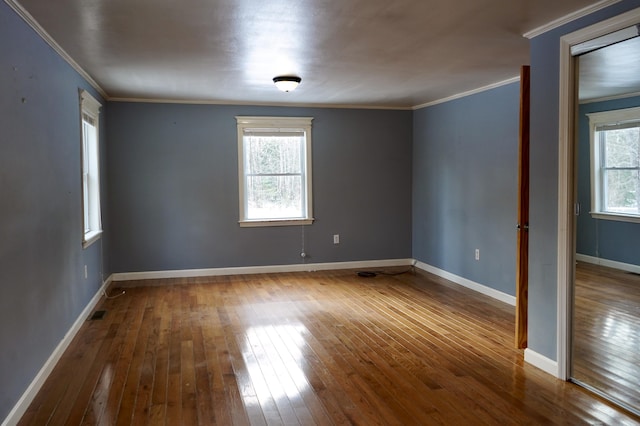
[588,107,640,223]
[80,89,103,247]
[236,116,314,227]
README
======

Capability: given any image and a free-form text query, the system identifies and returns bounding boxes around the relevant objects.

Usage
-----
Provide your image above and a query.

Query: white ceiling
[579,35,640,102]
[11,0,619,108]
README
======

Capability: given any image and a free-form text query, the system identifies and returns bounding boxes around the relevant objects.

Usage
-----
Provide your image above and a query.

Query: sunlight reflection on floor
[239,323,310,409]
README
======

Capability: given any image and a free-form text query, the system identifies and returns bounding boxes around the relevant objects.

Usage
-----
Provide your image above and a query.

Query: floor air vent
[90,310,106,320]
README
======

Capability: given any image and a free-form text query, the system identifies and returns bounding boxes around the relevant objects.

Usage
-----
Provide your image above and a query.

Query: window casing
[80,89,103,247]
[588,107,640,223]
[236,116,314,227]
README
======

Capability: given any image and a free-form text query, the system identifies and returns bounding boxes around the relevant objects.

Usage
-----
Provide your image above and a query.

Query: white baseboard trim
[576,253,640,274]
[2,276,112,426]
[413,261,516,306]
[524,348,559,378]
[111,258,415,282]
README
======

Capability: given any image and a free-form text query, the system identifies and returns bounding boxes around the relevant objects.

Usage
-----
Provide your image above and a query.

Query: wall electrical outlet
[333,234,340,244]
[475,249,480,261]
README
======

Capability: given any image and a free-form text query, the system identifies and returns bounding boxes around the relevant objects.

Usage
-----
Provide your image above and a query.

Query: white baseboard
[111,258,415,282]
[413,261,516,306]
[110,260,516,311]
[576,253,640,274]
[2,277,112,426]
[524,348,559,378]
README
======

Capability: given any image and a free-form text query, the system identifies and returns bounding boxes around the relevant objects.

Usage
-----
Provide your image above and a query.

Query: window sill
[239,218,314,228]
[590,212,640,224]
[83,230,103,248]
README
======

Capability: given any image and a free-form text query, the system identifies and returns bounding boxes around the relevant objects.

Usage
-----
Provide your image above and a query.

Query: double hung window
[236,116,313,227]
[588,107,640,223]
[80,89,103,246]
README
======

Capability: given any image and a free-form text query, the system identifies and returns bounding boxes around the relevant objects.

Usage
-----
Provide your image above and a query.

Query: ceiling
[579,35,640,102]
[11,0,618,108]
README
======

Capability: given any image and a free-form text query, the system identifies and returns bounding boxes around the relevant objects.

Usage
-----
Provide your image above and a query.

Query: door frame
[557,7,640,380]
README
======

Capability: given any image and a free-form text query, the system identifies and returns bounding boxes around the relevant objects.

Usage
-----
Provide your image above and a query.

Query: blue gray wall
[529,0,640,360]
[0,2,109,421]
[107,103,412,272]
[412,83,520,296]
[576,98,640,266]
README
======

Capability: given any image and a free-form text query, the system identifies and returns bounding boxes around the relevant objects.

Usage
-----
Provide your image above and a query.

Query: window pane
[604,169,639,214]
[604,127,640,168]
[82,120,93,172]
[83,174,89,232]
[246,175,303,219]
[245,136,302,175]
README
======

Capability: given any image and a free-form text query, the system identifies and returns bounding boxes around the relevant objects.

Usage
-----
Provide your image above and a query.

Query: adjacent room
[1,0,640,424]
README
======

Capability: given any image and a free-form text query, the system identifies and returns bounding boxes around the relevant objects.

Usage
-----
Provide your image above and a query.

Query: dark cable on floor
[103,288,126,299]
[356,266,415,278]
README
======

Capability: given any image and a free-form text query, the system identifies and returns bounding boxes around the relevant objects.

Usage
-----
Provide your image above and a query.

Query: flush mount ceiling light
[273,76,301,92]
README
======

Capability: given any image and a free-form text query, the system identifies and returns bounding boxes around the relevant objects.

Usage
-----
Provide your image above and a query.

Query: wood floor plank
[220,305,267,426]
[275,320,353,426]
[66,321,120,425]
[263,324,333,425]
[164,290,184,426]
[573,261,640,414]
[200,283,240,425]
[191,318,216,425]
[116,303,156,425]
[17,268,640,425]
[100,292,149,425]
[146,287,172,425]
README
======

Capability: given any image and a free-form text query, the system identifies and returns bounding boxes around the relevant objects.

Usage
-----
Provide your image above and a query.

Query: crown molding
[523,0,623,39]
[412,76,521,110]
[4,0,107,99]
[580,89,640,104]
[106,96,414,110]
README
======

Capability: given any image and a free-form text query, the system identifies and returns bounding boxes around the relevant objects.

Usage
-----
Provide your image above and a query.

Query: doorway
[558,7,640,416]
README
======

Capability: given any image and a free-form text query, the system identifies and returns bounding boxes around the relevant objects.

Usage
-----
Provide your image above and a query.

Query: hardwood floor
[572,261,640,415]
[19,268,640,425]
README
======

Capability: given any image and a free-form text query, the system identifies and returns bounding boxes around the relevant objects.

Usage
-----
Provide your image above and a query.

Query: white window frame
[80,89,103,247]
[236,116,314,227]
[587,106,640,224]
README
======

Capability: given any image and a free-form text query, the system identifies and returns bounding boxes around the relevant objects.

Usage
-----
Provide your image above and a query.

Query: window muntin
[236,117,313,227]
[80,90,103,247]
[588,107,640,223]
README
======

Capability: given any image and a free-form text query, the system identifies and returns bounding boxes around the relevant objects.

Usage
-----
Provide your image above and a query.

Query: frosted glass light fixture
[273,76,301,92]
